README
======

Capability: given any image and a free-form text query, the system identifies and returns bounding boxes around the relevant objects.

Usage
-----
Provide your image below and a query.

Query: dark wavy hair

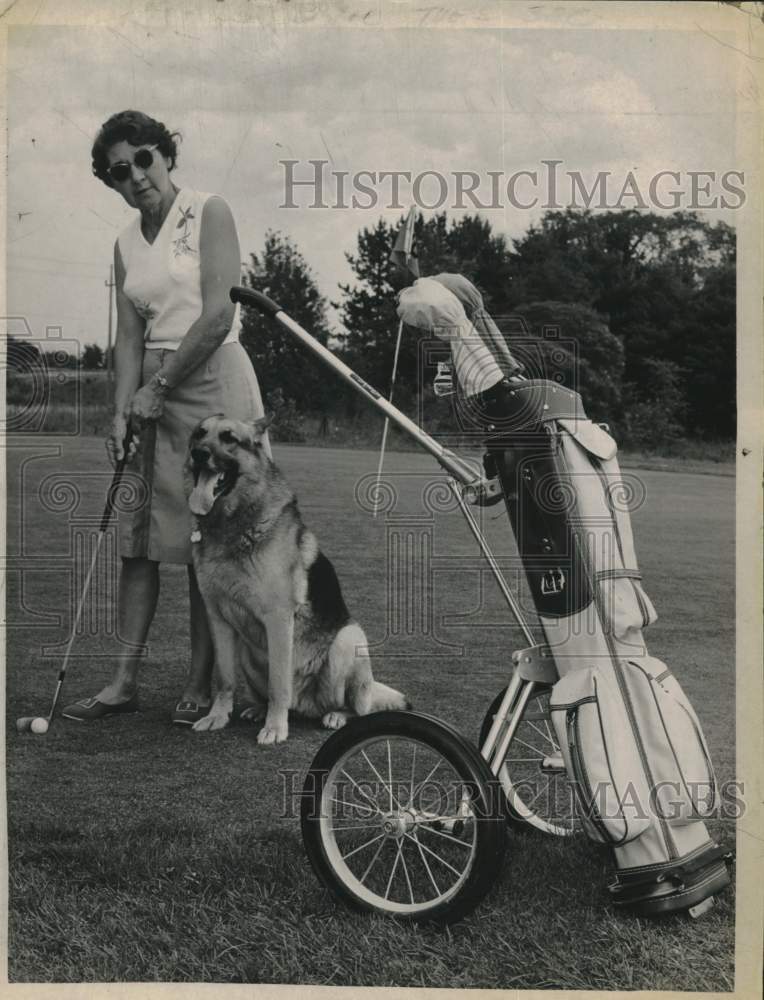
[91,110,181,188]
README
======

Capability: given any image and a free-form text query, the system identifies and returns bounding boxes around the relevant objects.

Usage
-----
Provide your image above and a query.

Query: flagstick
[373,316,405,518]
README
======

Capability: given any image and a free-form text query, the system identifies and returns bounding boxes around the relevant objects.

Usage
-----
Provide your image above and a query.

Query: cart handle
[230,285,482,487]
[231,286,282,318]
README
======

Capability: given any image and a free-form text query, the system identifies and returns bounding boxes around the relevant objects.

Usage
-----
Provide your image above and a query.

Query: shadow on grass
[8,815,735,989]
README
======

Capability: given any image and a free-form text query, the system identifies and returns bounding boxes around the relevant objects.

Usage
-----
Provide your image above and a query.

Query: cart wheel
[479,687,578,838]
[301,711,506,924]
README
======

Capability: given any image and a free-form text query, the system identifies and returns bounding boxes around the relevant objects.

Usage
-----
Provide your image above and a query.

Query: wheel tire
[301,710,506,924]
[479,686,577,838]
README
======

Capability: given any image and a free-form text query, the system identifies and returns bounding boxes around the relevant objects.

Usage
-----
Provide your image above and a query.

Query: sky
[5,9,754,352]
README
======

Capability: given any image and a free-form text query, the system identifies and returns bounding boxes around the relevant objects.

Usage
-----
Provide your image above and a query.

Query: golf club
[16,424,135,735]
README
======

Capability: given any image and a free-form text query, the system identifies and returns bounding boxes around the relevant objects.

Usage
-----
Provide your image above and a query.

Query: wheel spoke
[409,742,417,803]
[417,823,474,849]
[399,839,416,904]
[522,783,546,808]
[410,756,445,804]
[358,835,388,880]
[404,831,464,878]
[343,831,386,861]
[510,735,550,757]
[387,740,394,812]
[525,718,558,748]
[542,718,558,748]
[329,823,382,832]
[340,768,384,816]
[384,840,402,899]
[328,796,376,816]
[416,813,474,825]
[412,832,442,897]
[360,748,404,812]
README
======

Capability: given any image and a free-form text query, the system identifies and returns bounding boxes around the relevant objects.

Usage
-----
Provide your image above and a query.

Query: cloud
[5,21,743,348]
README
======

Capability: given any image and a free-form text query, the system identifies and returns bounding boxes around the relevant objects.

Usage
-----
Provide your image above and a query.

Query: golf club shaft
[373,317,405,517]
[450,478,536,647]
[47,532,107,720]
[47,425,133,720]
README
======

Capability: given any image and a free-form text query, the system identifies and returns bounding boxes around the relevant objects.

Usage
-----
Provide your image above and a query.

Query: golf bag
[484,380,732,915]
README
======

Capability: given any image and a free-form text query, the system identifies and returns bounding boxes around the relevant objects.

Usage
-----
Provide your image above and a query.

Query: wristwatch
[152,372,171,393]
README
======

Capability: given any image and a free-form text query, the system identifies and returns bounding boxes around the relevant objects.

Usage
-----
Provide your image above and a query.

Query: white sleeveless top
[118,188,241,350]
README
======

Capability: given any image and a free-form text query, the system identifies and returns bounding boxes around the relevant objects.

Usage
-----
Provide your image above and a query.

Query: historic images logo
[280,159,746,212]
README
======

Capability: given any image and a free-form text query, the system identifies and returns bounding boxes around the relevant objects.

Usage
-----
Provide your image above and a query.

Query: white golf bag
[485,381,732,915]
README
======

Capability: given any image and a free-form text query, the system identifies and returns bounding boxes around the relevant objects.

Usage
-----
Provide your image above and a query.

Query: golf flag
[390,206,419,278]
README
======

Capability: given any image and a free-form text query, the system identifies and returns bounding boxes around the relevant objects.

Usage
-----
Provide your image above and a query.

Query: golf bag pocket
[557,417,617,462]
[550,668,652,845]
[620,658,717,825]
[556,418,658,642]
[595,572,657,644]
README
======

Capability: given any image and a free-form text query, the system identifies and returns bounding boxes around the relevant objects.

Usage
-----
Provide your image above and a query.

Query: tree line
[241,209,735,446]
[7,208,734,447]
[5,339,105,371]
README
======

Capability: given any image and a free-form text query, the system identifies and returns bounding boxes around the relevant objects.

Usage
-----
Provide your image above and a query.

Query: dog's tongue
[189,469,220,516]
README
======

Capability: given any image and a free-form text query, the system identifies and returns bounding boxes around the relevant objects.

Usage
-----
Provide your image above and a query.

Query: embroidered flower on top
[134,298,156,320]
[172,205,196,257]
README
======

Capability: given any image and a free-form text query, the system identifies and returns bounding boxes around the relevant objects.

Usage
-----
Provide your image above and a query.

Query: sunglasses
[107,145,159,184]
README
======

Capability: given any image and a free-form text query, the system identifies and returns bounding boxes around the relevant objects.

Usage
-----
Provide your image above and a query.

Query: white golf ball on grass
[30,718,49,734]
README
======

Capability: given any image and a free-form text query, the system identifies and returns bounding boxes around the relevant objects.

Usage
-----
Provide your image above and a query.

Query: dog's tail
[366,680,410,713]
[350,676,410,715]
[344,624,410,715]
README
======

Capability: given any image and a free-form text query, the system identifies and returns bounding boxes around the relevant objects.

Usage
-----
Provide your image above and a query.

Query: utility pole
[105,265,115,381]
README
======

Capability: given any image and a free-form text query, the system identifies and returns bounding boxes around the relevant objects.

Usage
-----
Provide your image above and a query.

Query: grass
[6,369,735,469]
[5,437,736,987]
[8,820,734,987]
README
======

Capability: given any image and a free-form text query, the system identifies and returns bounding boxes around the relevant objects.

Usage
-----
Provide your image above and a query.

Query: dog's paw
[192,710,231,732]
[257,720,288,745]
[238,704,266,724]
[322,710,349,730]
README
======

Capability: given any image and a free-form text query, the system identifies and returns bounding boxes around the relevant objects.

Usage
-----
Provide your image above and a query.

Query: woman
[62,110,270,725]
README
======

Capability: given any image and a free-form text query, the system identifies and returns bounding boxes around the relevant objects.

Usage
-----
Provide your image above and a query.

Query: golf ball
[30,717,49,734]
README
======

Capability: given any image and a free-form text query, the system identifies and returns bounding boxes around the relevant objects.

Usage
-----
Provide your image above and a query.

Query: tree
[507,210,734,319]
[240,231,333,411]
[507,210,736,438]
[334,207,735,440]
[335,219,411,402]
[81,343,104,370]
[620,358,688,449]
[6,335,43,372]
[507,302,625,422]
[680,263,736,437]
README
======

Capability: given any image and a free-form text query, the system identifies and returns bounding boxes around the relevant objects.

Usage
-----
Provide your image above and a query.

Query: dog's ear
[251,412,275,441]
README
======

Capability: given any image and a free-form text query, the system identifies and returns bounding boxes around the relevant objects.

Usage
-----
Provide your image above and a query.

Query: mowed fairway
[5,435,735,988]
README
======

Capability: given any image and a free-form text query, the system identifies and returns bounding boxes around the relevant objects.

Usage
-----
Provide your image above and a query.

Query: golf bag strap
[608,844,733,896]
[594,568,643,582]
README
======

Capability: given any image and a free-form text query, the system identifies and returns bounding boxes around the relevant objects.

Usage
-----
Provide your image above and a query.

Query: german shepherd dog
[184,414,409,744]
